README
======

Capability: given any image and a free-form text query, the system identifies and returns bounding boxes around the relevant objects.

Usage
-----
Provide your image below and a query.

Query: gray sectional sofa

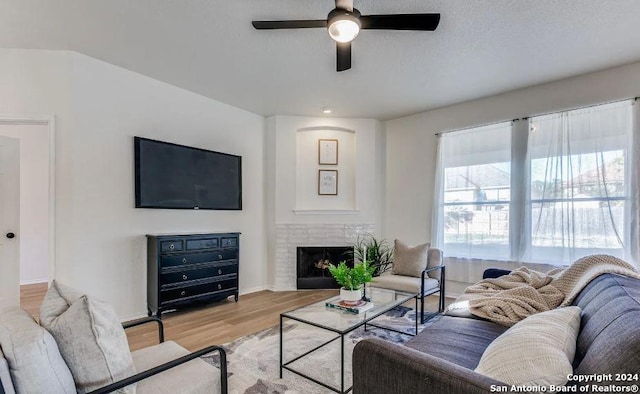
[353,273,640,393]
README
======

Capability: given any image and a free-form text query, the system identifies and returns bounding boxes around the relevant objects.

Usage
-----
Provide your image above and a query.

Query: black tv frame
[134,136,242,210]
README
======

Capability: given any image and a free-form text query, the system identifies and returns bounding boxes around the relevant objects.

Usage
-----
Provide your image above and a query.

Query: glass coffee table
[279,288,418,393]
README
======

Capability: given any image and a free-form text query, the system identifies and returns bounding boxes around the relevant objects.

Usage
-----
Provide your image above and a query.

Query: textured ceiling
[2,0,640,120]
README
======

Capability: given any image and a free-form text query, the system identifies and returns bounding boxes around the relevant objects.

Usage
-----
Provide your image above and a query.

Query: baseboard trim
[239,285,269,295]
[20,279,49,286]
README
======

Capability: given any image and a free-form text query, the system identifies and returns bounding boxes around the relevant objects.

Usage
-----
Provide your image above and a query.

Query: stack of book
[326,299,374,314]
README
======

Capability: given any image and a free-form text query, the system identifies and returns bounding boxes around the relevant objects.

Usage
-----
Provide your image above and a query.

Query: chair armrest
[122,316,164,343]
[423,264,444,275]
[353,338,503,394]
[86,345,228,394]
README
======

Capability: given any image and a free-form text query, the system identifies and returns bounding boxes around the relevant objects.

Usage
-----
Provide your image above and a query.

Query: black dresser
[147,232,240,318]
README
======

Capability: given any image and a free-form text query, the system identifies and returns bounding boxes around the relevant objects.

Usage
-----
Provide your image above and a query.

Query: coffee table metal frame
[279,288,418,394]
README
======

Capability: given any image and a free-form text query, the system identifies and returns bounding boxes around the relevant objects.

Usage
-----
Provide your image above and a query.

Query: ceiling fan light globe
[327,9,361,43]
[328,19,360,42]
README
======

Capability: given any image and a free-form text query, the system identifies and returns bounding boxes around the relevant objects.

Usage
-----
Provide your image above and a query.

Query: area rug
[203,307,441,394]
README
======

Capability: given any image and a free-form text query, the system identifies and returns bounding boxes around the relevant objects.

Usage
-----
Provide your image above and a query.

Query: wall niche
[295,126,356,212]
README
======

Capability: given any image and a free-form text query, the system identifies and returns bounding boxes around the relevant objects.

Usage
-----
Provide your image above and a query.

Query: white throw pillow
[392,240,430,277]
[475,306,581,389]
[40,281,136,394]
[0,305,76,394]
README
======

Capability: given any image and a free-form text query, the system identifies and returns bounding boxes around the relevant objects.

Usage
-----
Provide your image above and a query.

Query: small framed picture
[318,170,338,195]
[318,139,338,165]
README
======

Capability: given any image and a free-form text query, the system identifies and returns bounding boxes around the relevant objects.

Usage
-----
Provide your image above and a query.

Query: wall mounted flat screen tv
[134,137,242,210]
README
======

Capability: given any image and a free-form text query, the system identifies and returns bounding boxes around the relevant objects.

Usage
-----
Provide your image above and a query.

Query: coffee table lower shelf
[279,291,418,394]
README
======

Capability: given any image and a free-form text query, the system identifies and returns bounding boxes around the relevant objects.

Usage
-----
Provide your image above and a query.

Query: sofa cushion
[40,281,136,394]
[0,305,75,394]
[392,240,430,277]
[370,273,439,295]
[571,273,640,375]
[475,306,581,387]
[405,315,508,370]
[131,341,220,394]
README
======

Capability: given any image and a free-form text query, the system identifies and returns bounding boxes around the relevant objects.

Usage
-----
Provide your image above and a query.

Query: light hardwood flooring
[21,283,338,351]
[20,283,447,352]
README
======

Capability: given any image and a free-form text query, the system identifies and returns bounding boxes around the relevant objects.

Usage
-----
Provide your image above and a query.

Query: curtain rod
[435,96,639,137]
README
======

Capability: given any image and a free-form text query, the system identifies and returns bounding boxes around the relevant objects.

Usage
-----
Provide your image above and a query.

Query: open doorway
[0,117,54,312]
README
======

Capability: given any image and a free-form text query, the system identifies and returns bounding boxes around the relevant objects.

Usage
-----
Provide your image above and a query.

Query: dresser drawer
[161,264,238,284]
[160,278,237,304]
[161,240,183,253]
[221,236,238,248]
[186,237,219,250]
[161,250,238,267]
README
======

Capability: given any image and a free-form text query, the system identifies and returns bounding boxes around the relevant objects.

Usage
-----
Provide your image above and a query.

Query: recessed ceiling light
[321,107,333,114]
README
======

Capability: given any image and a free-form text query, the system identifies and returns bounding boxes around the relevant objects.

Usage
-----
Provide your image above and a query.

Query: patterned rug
[203,307,441,394]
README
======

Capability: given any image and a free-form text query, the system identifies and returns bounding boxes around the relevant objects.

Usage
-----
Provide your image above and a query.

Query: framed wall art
[318,170,338,195]
[318,139,338,165]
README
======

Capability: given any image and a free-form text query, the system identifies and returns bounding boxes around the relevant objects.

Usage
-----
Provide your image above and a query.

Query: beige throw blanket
[464,255,640,326]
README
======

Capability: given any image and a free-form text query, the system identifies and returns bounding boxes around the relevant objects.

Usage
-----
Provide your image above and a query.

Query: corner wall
[265,116,385,290]
[384,60,640,293]
[0,49,267,318]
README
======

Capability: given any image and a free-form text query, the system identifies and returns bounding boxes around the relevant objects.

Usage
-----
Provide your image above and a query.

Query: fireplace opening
[297,246,354,289]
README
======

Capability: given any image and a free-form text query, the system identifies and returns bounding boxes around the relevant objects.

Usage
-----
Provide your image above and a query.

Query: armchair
[0,306,227,394]
[89,316,228,394]
[370,243,445,323]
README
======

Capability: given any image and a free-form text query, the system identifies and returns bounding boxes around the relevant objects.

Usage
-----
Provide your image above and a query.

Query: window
[523,101,634,264]
[433,100,638,265]
[435,122,512,260]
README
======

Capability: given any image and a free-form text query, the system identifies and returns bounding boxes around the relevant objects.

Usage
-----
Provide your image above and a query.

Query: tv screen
[134,137,242,210]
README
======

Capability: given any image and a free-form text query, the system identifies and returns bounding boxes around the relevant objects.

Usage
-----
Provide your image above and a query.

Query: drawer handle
[218,254,223,259]
[182,274,188,280]
[169,244,175,250]
[180,290,186,296]
[182,258,187,263]
[218,269,222,275]
[217,284,222,290]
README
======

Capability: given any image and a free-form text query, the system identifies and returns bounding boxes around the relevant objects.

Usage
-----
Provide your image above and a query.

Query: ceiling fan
[252,0,440,72]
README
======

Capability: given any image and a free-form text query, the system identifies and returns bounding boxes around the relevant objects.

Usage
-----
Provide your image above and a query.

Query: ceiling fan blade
[337,42,351,72]
[252,20,327,29]
[360,14,440,31]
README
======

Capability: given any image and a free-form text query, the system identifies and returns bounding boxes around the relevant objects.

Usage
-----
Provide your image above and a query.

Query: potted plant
[348,235,393,277]
[328,260,376,305]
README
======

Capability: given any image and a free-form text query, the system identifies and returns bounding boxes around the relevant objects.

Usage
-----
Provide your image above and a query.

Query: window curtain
[521,101,637,265]
[432,100,639,268]
[431,122,513,260]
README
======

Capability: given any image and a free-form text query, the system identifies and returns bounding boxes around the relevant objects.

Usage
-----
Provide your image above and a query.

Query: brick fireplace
[274,223,375,290]
[296,246,354,289]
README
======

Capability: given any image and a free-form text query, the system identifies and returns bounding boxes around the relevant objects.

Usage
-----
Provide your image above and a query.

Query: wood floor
[20,283,338,352]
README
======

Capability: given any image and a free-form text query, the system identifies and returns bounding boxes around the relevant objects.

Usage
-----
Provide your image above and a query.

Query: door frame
[0,114,56,283]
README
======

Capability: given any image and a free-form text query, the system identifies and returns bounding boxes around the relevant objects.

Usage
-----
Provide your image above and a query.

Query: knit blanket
[464,255,640,326]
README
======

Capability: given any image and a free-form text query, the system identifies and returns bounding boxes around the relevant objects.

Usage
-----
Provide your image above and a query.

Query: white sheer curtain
[432,100,639,268]
[522,101,637,265]
[431,122,513,260]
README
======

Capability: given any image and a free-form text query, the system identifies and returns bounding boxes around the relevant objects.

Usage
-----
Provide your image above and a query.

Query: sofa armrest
[353,338,503,394]
[87,345,227,394]
[482,268,511,279]
[122,316,164,343]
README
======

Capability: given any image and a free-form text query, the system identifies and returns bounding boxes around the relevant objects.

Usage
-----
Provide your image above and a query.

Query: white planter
[340,287,362,306]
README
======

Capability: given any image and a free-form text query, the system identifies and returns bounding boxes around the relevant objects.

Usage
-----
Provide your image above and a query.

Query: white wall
[296,128,356,211]
[385,60,640,292]
[268,116,383,224]
[0,49,266,318]
[0,124,50,284]
[265,115,385,289]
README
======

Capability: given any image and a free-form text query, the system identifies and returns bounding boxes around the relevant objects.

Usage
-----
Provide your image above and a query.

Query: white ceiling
[2,0,640,120]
